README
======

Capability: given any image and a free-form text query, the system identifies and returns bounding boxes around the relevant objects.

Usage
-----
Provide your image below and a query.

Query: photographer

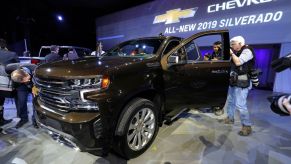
[224,36,255,136]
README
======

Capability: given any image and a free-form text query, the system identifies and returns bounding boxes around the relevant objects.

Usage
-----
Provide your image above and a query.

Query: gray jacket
[0,49,19,65]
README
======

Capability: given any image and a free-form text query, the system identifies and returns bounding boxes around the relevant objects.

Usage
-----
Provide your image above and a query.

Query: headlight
[70,75,103,89]
[69,75,110,102]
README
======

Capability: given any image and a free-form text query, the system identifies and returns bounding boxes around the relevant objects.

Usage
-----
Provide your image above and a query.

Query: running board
[164,108,189,125]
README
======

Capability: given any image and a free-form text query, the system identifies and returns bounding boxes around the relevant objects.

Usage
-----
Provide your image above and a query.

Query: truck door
[161,30,231,111]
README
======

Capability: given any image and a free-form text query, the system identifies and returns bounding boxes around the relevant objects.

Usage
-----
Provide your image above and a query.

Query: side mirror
[168,55,179,64]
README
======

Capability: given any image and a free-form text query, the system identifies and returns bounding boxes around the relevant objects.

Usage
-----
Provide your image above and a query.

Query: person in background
[45,45,61,63]
[63,48,79,60]
[223,36,255,136]
[91,41,105,57]
[0,38,19,126]
[204,41,223,61]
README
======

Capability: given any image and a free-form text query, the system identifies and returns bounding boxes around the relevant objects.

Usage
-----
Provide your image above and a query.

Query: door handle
[211,70,228,74]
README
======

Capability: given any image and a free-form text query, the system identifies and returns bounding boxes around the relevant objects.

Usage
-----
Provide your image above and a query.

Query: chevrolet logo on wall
[153,8,198,24]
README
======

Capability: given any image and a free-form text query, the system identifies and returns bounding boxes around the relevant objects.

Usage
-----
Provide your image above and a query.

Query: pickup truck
[33,30,231,159]
[19,46,92,64]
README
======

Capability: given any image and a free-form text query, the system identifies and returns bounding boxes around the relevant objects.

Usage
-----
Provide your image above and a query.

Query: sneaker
[15,119,28,129]
[223,117,234,124]
[238,125,252,136]
[0,119,13,126]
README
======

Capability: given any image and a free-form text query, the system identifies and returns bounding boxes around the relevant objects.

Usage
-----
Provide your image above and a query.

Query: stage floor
[1,89,291,164]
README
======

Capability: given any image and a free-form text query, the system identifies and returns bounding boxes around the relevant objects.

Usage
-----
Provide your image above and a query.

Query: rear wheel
[114,98,159,159]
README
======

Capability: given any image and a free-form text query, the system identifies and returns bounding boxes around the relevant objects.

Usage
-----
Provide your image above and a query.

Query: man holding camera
[224,36,255,136]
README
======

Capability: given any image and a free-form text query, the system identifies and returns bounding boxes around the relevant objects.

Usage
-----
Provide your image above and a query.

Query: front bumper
[33,97,106,156]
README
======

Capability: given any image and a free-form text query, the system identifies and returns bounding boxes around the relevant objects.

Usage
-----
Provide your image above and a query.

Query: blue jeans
[225,83,252,126]
[14,84,29,121]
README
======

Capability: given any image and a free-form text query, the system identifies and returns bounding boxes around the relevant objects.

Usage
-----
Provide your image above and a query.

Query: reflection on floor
[0,90,291,164]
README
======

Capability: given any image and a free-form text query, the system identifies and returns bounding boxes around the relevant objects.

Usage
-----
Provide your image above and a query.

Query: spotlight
[57,15,63,21]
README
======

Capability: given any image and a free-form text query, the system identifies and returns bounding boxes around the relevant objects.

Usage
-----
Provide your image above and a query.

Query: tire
[114,98,159,159]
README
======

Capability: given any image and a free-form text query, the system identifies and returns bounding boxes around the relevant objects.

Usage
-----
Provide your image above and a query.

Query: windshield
[104,38,164,58]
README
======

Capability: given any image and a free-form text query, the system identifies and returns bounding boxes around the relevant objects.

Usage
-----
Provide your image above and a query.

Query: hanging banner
[96,0,291,49]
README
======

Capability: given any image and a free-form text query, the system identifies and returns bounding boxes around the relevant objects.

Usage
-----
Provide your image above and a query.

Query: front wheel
[114,98,159,159]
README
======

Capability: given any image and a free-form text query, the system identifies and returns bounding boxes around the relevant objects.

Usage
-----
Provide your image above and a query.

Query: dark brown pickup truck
[33,30,231,159]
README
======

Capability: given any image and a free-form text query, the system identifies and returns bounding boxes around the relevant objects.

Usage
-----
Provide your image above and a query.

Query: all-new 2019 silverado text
[33,30,231,159]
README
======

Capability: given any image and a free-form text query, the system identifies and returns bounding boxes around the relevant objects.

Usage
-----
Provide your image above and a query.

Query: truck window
[170,47,187,64]
[75,49,88,58]
[58,48,69,57]
[184,40,199,61]
[39,48,51,57]
[163,40,180,55]
[105,38,164,58]
[194,35,224,61]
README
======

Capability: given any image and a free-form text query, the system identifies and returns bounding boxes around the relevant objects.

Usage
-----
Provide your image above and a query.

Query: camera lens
[270,95,290,116]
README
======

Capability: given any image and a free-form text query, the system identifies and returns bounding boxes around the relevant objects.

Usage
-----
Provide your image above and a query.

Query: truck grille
[34,77,98,113]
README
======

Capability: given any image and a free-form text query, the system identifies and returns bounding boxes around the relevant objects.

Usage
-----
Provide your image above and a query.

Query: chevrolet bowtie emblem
[153,8,198,24]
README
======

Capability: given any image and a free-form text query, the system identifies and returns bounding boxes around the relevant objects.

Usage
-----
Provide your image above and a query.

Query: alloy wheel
[127,107,156,151]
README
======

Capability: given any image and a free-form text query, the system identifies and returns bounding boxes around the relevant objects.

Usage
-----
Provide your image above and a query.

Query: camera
[268,53,291,116]
[229,71,238,86]
[271,53,291,72]
[268,95,291,116]
[249,69,262,87]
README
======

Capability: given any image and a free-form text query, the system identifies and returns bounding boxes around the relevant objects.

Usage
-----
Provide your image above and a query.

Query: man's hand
[32,85,39,97]
[204,53,211,61]
[230,49,242,66]
[230,49,234,55]
[204,56,209,61]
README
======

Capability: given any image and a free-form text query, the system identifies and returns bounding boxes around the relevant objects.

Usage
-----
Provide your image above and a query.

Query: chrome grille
[39,94,70,112]
[34,78,68,89]
[34,78,73,112]
[34,77,98,113]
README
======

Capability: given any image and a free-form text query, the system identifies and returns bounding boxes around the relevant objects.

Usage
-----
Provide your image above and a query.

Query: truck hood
[35,56,146,79]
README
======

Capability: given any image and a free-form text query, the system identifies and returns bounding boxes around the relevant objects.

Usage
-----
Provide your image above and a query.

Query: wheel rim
[127,107,155,151]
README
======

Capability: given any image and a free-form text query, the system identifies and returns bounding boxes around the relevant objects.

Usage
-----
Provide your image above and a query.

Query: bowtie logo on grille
[153,8,198,25]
